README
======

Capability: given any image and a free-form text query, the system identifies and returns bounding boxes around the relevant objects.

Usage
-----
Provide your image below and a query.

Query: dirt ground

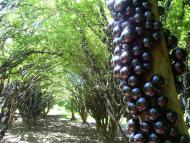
[1,115,124,143]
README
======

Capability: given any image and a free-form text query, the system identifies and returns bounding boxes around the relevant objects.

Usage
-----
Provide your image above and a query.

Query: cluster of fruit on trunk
[106,0,188,142]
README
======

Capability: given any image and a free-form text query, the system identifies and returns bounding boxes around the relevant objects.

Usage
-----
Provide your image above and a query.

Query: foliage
[160,0,190,46]
[0,77,54,129]
[0,0,189,141]
[17,81,54,127]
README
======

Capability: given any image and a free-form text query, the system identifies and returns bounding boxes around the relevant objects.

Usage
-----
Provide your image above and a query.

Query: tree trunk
[79,105,88,123]
[150,0,189,135]
[70,99,76,121]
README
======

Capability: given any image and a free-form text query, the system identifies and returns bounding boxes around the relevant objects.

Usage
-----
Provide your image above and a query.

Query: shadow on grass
[3,115,123,143]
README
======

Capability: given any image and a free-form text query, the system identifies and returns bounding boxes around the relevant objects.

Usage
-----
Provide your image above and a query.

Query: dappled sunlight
[3,116,123,143]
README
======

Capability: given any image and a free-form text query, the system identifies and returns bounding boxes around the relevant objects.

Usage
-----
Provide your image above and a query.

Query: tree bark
[150,0,189,135]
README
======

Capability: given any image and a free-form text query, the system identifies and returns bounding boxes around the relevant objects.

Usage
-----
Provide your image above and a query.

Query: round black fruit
[148,107,159,121]
[144,82,155,97]
[166,111,178,123]
[128,75,138,86]
[142,51,152,62]
[114,0,127,12]
[113,65,121,78]
[140,121,150,133]
[127,118,137,133]
[120,51,131,64]
[122,85,131,97]
[151,74,165,87]
[134,133,145,143]
[121,26,133,43]
[120,66,131,79]
[157,96,168,107]
[134,64,144,75]
[154,121,165,134]
[131,88,141,100]
[136,98,147,111]
[149,133,159,143]
[128,102,138,115]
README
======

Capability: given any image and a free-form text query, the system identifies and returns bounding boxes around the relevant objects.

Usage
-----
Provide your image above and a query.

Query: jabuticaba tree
[106,0,189,142]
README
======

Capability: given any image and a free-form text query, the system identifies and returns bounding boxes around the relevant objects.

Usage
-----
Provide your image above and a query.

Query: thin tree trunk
[70,100,76,121]
[151,0,189,135]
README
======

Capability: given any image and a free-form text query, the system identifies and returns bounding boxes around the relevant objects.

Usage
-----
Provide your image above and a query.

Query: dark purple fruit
[166,111,178,123]
[122,85,131,97]
[131,58,141,68]
[113,65,121,78]
[125,6,133,16]
[127,102,138,115]
[128,75,138,86]
[113,20,121,27]
[169,127,178,138]
[173,61,186,75]
[120,66,131,79]
[134,13,144,23]
[129,132,135,143]
[152,32,161,41]
[106,0,116,10]
[144,82,155,97]
[111,11,118,20]
[120,51,131,64]
[118,12,125,21]
[121,21,129,29]
[142,51,152,62]
[140,121,150,133]
[127,118,137,133]
[135,7,141,13]
[133,45,142,56]
[122,43,130,50]
[163,28,171,39]
[136,98,147,111]
[114,46,121,55]
[148,108,159,120]
[154,121,165,134]
[113,25,122,37]
[131,88,141,100]
[157,96,168,107]
[143,62,152,72]
[143,38,152,48]
[153,21,162,30]
[121,26,133,43]
[171,48,187,61]
[151,74,165,87]
[145,11,154,20]
[136,27,144,35]
[113,37,122,46]
[134,133,145,143]
[114,0,126,12]
[134,64,144,75]
[148,133,159,143]
[167,34,178,48]
[133,0,140,6]
[145,21,153,29]
[111,55,120,66]
[142,1,151,9]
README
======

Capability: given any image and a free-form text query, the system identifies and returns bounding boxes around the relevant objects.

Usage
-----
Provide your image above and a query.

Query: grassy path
[2,115,123,143]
